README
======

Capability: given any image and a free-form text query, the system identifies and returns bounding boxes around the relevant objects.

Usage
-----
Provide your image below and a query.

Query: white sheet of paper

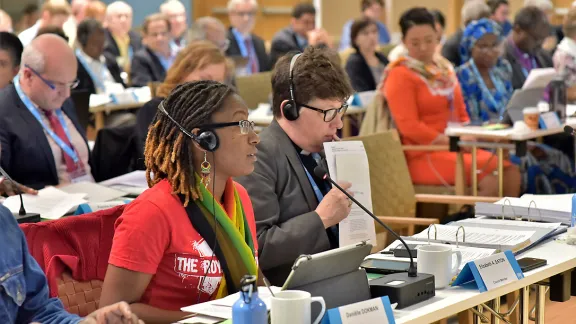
[99,170,148,188]
[178,315,223,324]
[457,218,562,230]
[181,286,281,320]
[89,93,111,107]
[324,141,377,247]
[59,181,127,202]
[522,68,556,90]
[3,187,87,220]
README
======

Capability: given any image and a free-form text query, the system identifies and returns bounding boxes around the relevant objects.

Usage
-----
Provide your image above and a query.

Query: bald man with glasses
[0,34,93,190]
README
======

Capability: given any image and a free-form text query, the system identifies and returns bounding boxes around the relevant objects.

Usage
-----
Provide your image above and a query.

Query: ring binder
[456,226,466,248]
[527,200,542,222]
[427,224,437,244]
[500,198,516,220]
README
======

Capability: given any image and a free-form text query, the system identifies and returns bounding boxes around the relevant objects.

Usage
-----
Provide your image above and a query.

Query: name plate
[452,251,523,292]
[74,200,131,215]
[109,91,139,105]
[321,296,395,324]
[539,111,561,129]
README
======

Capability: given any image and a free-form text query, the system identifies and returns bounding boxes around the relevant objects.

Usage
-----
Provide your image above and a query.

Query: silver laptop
[505,87,546,123]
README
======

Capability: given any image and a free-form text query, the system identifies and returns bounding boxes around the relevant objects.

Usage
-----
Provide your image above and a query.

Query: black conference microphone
[0,165,41,223]
[564,125,574,135]
[314,166,436,308]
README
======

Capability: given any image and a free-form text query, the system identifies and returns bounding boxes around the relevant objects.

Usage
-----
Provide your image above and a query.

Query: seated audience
[130,13,175,87]
[15,4,40,34]
[19,1,71,46]
[488,0,512,37]
[236,47,355,285]
[270,3,331,66]
[85,0,107,23]
[0,9,12,32]
[504,6,552,90]
[100,80,259,323]
[524,0,561,52]
[0,35,92,189]
[555,7,576,102]
[189,17,230,53]
[103,1,143,72]
[456,18,512,124]
[0,203,143,324]
[226,0,271,75]
[383,8,521,197]
[339,0,390,50]
[388,9,445,62]
[0,32,23,90]
[442,0,491,67]
[345,17,389,92]
[75,18,125,94]
[161,0,188,53]
[136,41,228,152]
[62,0,90,47]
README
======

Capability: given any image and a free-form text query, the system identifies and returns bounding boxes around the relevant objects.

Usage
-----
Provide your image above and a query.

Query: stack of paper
[180,286,281,322]
[475,194,572,224]
[99,171,148,196]
[3,187,87,220]
[59,181,127,202]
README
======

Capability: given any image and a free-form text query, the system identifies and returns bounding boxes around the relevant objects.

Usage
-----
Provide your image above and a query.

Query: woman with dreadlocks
[99,80,260,324]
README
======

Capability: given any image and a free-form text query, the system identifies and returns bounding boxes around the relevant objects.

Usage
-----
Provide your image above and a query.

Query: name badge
[539,111,561,130]
[321,296,395,324]
[452,251,524,292]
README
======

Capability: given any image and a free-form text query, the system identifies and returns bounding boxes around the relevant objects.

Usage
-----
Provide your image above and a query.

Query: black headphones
[157,101,219,152]
[282,53,303,121]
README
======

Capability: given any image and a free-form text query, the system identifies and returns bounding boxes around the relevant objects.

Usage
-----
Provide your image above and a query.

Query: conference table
[367,237,575,324]
[445,120,576,198]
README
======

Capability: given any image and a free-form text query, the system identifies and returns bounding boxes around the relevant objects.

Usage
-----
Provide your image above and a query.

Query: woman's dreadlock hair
[144,80,234,206]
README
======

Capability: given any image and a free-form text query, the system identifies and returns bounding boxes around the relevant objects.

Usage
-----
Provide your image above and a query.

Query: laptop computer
[505,87,546,123]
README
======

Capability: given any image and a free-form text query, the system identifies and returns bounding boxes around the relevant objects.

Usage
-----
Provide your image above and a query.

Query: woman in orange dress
[382,8,521,197]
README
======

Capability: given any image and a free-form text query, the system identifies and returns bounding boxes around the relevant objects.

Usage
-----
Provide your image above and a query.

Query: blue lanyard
[128,46,133,60]
[14,76,79,164]
[470,60,507,117]
[76,49,107,93]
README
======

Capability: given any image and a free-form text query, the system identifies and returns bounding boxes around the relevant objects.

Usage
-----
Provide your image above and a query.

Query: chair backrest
[70,90,91,131]
[236,71,273,109]
[57,272,102,316]
[345,130,417,218]
[359,91,393,136]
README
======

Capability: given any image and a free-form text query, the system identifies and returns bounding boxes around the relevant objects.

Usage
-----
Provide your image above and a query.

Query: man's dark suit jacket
[103,29,143,69]
[76,53,126,95]
[503,41,554,90]
[442,28,464,67]
[235,120,333,286]
[0,84,90,189]
[270,27,306,67]
[130,47,167,87]
[226,28,271,73]
[345,51,389,92]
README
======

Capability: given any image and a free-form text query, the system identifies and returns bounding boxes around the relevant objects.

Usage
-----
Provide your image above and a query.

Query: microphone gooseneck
[0,165,26,215]
[314,166,418,277]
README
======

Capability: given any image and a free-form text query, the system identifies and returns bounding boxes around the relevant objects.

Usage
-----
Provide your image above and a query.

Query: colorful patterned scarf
[182,175,257,300]
[382,54,457,97]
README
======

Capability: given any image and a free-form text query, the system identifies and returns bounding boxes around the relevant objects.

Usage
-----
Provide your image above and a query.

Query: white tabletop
[445,118,576,141]
[388,239,576,324]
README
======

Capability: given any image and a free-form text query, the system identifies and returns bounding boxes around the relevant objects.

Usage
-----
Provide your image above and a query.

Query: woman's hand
[80,302,144,324]
[0,178,38,196]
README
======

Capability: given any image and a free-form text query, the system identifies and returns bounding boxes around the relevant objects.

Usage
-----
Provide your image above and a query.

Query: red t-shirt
[108,179,258,310]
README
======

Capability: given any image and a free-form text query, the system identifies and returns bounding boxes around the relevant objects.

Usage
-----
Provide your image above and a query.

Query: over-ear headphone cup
[283,101,299,121]
[196,131,219,152]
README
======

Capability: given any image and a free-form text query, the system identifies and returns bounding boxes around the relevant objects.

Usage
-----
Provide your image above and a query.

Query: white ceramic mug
[270,290,326,324]
[417,245,462,289]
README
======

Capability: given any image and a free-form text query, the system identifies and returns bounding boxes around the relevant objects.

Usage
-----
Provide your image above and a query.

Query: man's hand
[316,182,353,228]
[0,178,38,196]
[80,301,143,324]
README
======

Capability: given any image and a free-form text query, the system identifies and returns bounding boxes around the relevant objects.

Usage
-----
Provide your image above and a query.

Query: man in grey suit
[236,46,354,285]
[269,3,331,67]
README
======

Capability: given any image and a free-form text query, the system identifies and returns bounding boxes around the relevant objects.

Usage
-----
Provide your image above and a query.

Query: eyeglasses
[297,102,348,122]
[233,11,256,18]
[25,64,79,90]
[199,120,256,134]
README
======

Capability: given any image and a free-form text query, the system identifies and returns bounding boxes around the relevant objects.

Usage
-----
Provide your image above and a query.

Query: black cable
[196,152,218,305]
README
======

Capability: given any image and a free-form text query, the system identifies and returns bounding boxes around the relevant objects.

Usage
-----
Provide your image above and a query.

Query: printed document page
[324,141,377,247]
[3,187,87,219]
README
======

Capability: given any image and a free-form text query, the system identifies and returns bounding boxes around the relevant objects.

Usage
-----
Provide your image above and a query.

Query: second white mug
[270,290,326,324]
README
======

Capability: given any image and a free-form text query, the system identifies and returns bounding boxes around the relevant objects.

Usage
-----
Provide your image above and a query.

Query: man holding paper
[236,47,355,285]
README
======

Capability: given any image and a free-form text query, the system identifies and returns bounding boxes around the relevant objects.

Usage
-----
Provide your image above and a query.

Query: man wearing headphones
[236,46,355,286]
